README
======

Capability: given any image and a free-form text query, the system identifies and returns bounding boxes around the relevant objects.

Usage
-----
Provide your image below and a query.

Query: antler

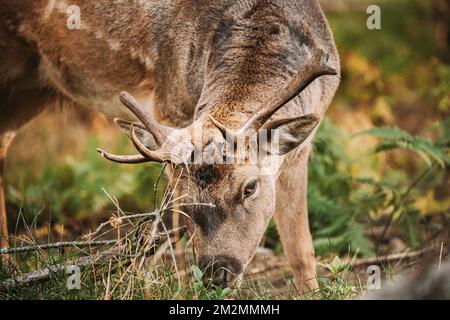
[129,124,171,163]
[95,149,149,164]
[211,45,337,138]
[118,91,169,146]
[98,44,337,165]
[97,91,174,164]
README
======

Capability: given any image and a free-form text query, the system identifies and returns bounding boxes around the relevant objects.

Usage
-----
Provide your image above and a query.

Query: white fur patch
[41,1,153,70]
[42,0,57,21]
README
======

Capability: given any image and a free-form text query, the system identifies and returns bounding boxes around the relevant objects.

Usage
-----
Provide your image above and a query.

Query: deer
[0,0,340,292]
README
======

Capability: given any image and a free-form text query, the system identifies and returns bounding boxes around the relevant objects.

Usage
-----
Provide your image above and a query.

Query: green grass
[1,198,365,301]
[1,247,365,300]
[3,117,447,300]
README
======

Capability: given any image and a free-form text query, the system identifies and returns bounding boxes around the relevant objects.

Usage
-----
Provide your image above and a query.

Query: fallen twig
[0,226,186,293]
[349,247,446,268]
[82,204,211,240]
[0,240,118,255]
[247,261,290,276]
[0,246,125,293]
[246,247,448,277]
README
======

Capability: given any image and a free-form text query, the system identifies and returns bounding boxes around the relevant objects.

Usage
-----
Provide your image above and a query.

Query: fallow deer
[0,0,340,291]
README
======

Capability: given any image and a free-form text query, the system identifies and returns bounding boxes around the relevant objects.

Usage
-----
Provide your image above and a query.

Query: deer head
[97,45,337,287]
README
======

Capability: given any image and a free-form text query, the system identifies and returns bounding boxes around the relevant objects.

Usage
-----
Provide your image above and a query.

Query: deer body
[0,0,340,291]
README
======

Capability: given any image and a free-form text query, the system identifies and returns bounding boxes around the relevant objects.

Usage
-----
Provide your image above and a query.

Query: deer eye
[243,180,258,199]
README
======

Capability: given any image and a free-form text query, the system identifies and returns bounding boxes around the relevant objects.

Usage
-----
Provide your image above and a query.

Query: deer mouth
[199,255,242,288]
[202,269,232,288]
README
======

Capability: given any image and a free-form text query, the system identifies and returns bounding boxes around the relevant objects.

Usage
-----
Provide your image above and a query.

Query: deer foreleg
[274,145,319,293]
[0,132,15,253]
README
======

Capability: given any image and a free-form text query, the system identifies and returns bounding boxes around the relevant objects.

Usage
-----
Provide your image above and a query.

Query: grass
[2,115,447,300]
[2,116,447,300]
[1,182,366,301]
[0,245,366,300]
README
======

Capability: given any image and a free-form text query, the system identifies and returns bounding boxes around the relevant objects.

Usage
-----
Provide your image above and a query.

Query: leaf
[314,235,346,256]
[191,266,203,282]
[358,126,414,140]
[345,223,375,257]
[361,126,450,168]
[221,287,232,297]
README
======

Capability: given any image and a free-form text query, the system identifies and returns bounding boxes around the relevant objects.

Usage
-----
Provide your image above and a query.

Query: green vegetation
[309,119,448,257]
[7,136,165,225]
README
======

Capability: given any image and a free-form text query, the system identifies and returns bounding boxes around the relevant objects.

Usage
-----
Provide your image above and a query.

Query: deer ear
[114,118,159,151]
[264,113,320,155]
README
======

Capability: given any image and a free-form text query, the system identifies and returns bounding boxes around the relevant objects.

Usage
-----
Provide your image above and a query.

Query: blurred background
[4,0,449,261]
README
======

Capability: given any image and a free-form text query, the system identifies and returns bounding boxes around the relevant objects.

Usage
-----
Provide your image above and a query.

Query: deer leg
[0,131,16,252]
[0,87,52,253]
[274,145,319,293]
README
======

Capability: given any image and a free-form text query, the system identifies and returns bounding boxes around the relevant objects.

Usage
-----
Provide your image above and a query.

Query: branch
[0,247,125,293]
[0,240,117,255]
[0,226,186,293]
[349,247,446,268]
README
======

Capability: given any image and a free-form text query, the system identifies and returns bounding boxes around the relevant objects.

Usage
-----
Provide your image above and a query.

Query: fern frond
[361,126,450,168]
[358,126,414,140]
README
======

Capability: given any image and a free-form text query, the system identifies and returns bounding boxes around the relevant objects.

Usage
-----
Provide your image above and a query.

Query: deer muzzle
[199,255,243,288]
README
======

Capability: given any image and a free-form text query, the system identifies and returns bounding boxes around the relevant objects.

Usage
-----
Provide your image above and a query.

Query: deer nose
[199,256,242,288]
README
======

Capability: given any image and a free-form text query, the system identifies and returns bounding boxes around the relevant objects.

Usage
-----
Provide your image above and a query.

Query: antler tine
[208,115,227,137]
[96,148,150,164]
[114,118,147,131]
[119,91,167,146]
[96,125,170,165]
[239,46,337,133]
[208,115,237,142]
[130,125,169,163]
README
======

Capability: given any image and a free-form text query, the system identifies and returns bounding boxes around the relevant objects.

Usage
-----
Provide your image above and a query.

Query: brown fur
[0,0,340,291]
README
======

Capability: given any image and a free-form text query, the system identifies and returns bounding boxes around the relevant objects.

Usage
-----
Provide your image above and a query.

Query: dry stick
[104,259,113,300]
[137,218,161,270]
[82,212,157,240]
[438,241,444,271]
[106,225,183,299]
[82,204,209,241]
[0,246,124,293]
[1,177,204,292]
[247,260,290,276]
[0,240,117,255]
[246,247,447,277]
[0,227,186,292]
[15,220,63,278]
[172,195,185,280]
[107,217,161,299]
[153,163,167,209]
[1,223,187,256]
[349,247,446,268]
